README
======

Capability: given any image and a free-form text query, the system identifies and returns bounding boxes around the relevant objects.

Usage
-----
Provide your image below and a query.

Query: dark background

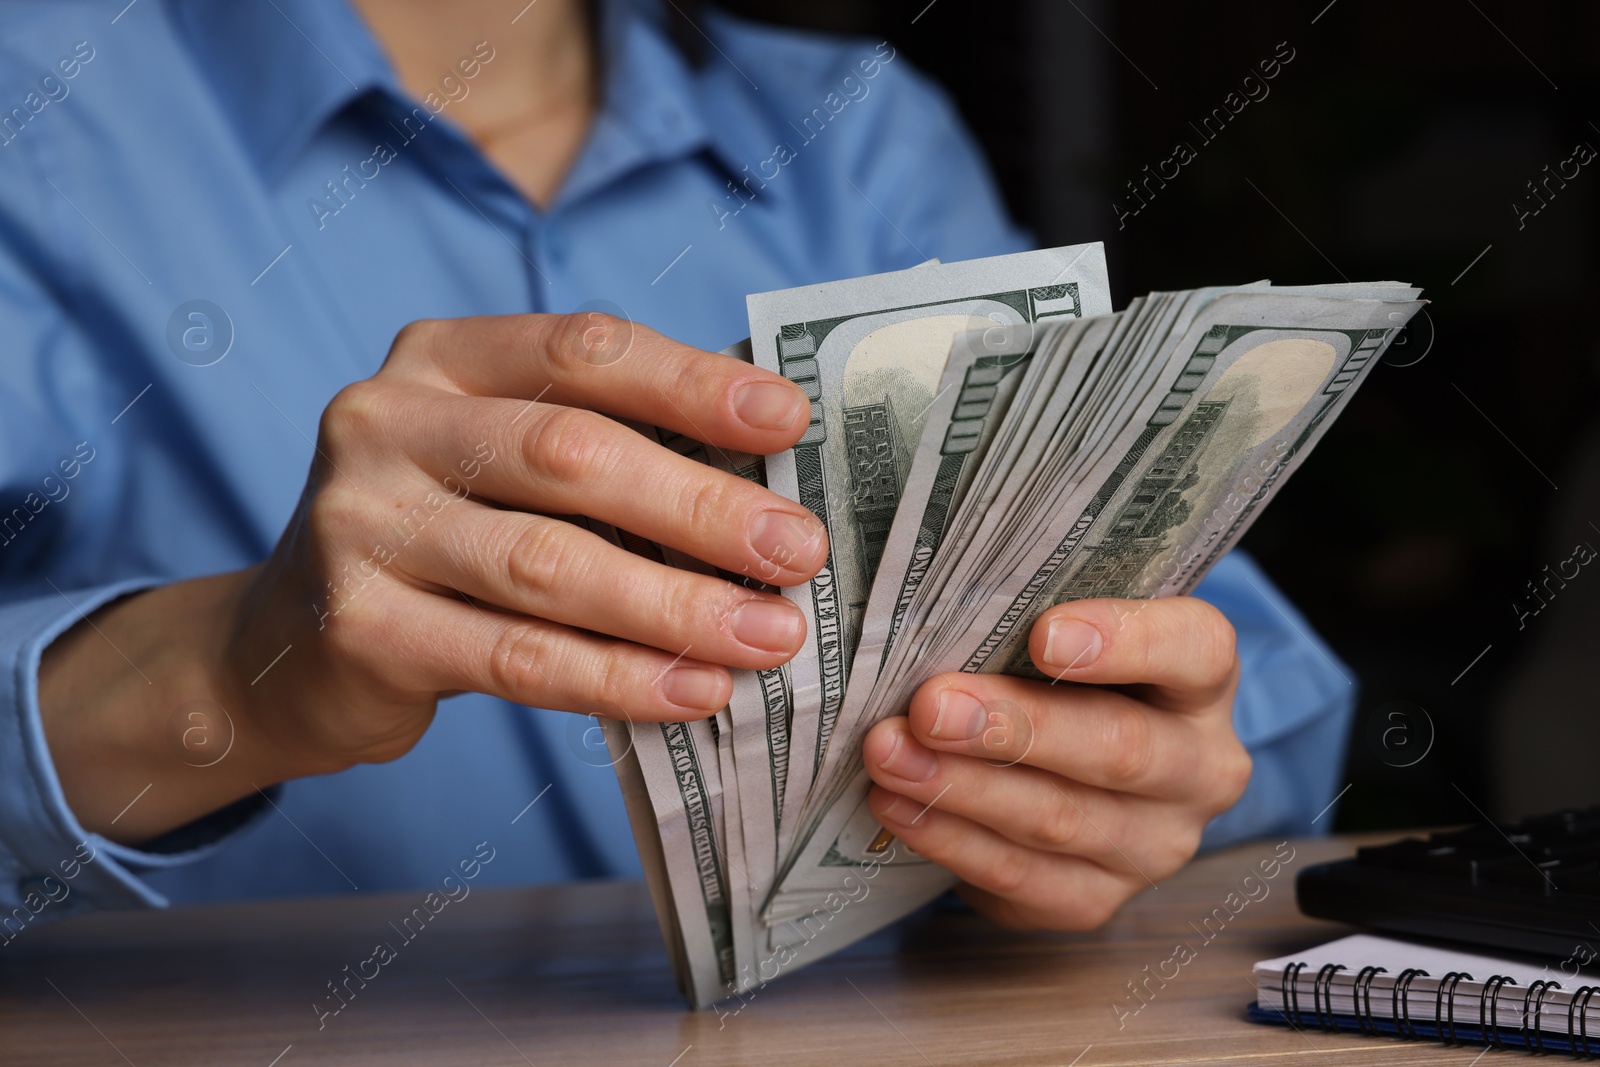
[723,0,1600,831]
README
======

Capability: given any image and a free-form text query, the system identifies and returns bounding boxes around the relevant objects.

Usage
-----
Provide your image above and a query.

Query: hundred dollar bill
[606,341,803,1003]
[634,715,734,1008]
[760,334,1041,922]
[843,282,1419,751]
[777,325,1051,875]
[583,509,733,1008]
[604,258,1423,1004]
[775,310,1146,892]
[971,290,1424,671]
[602,718,689,988]
[712,705,760,995]
[748,246,1112,853]
[767,286,1424,942]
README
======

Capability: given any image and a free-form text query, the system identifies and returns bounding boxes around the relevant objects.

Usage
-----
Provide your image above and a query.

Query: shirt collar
[168,0,394,184]
[556,0,740,207]
[169,0,739,197]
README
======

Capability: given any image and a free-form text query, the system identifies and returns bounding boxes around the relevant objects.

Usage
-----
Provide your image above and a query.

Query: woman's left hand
[862,596,1250,929]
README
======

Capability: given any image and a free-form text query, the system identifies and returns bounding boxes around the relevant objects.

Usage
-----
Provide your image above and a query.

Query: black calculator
[1297,807,1600,961]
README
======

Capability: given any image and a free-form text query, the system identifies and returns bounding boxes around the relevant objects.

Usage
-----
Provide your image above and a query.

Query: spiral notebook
[1250,934,1600,1055]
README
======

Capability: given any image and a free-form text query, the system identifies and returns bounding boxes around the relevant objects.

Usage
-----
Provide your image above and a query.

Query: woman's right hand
[40,313,826,841]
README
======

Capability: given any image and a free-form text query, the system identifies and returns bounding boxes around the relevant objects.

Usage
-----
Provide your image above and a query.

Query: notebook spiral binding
[1279,961,1600,1059]
[1312,963,1345,1031]
[1571,985,1600,1056]
[1437,971,1471,1044]
[1281,960,1305,1027]
[1353,965,1387,1035]
[1528,980,1563,1054]
[1392,967,1428,1039]
[1480,975,1516,1049]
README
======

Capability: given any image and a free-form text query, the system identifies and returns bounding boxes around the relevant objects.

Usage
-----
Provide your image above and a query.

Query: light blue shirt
[0,0,1352,924]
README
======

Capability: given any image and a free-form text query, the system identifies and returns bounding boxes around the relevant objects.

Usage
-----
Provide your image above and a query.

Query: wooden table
[0,833,1462,1066]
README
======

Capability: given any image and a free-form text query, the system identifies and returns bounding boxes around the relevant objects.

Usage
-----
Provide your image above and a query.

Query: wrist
[39,569,318,843]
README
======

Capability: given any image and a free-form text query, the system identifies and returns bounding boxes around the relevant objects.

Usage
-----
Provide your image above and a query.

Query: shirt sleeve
[0,150,269,934]
[856,61,1355,846]
[1190,552,1354,846]
[0,581,270,930]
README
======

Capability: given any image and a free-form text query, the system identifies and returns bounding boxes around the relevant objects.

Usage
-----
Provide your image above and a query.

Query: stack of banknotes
[596,244,1424,1007]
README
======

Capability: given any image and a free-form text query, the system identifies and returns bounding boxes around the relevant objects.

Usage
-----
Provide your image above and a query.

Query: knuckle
[305,481,366,543]
[389,318,445,363]
[588,646,636,718]
[1159,824,1205,874]
[988,700,1035,759]
[1180,599,1239,687]
[1100,707,1156,789]
[679,473,737,542]
[537,312,614,375]
[319,379,387,455]
[505,519,577,602]
[980,847,1032,896]
[1213,742,1253,809]
[579,311,629,353]
[522,406,615,486]
[487,622,551,703]
[659,569,731,647]
[1033,791,1090,852]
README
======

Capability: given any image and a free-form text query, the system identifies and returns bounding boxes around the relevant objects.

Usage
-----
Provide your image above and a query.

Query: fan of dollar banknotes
[594,244,1423,1008]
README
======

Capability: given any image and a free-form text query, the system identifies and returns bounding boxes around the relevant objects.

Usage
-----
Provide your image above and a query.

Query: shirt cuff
[0,579,268,938]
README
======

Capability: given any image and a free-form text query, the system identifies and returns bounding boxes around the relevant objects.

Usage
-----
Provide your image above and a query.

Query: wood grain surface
[1,832,1473,1066]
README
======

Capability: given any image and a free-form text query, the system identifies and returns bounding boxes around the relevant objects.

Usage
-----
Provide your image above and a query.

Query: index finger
[390,314,811,457]
[1026,596,1239,712]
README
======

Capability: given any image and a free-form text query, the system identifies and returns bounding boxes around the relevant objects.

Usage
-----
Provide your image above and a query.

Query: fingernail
[879,794,920,825]
[729,598,804,654]
[1043,618,1103,672]
[733,381,804,430]
[660,666,728,711]
[878,732,938,783]
[749,510,826,574]
[930,689,986,741]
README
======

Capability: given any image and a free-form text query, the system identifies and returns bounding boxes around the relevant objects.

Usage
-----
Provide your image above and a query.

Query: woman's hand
[862,596,1249,929]
[41,313,826,841]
